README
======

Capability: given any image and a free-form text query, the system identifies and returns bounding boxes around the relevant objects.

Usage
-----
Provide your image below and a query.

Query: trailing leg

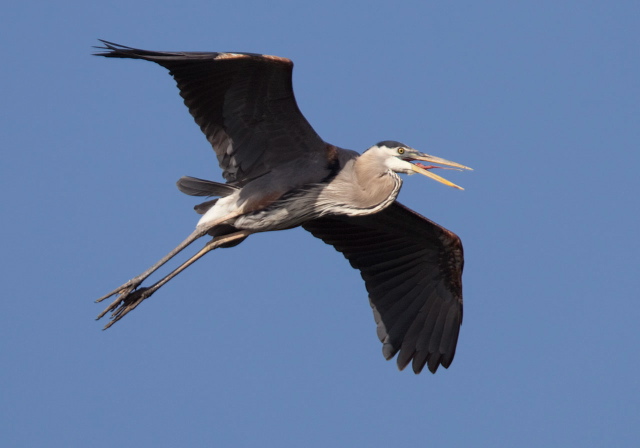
[98,229,253,328]
[95,211,243,311]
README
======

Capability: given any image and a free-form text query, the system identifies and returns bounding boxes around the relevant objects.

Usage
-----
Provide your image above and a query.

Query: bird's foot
[95,279,154,329]
[95,279,140,304]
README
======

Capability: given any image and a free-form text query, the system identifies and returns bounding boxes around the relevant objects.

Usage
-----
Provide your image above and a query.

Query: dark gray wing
[95,41,327,185]
[302,202,464,374]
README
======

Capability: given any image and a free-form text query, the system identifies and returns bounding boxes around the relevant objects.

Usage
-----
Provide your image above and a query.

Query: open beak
[409,153,473,190]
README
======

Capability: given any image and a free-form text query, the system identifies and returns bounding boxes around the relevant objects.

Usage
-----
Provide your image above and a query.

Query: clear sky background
[1,1,638,447]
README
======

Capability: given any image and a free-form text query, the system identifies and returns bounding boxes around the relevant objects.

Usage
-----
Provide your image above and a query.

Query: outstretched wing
[303,202,464,374]
[95,41,327,185]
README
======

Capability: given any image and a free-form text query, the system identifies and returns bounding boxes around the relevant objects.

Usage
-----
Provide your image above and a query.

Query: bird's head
[370,141,472,190]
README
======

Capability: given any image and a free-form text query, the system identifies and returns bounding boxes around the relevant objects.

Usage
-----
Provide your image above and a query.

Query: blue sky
[2,1,638,446]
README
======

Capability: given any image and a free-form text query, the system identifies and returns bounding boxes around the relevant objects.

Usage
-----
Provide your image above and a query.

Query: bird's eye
[397,147,405,155]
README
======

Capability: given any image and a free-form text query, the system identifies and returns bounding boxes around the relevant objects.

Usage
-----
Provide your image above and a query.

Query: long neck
[316,152,403,217]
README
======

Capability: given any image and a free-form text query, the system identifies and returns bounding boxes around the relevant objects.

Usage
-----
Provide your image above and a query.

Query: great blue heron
[94,41,472,374]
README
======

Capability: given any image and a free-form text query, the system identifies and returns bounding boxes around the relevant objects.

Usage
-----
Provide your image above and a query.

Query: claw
[95,278,148,327]
[100,287,152,329]
[95,279,140,304]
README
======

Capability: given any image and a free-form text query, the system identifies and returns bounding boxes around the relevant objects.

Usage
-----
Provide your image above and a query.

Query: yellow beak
[410,154,473,190]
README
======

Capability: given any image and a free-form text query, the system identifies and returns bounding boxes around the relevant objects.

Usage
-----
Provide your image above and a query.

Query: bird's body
[198,144,403,233]
[94,41,472,374]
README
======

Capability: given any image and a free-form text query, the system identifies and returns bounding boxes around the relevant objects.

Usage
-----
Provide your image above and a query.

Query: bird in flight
[94,40,472,374]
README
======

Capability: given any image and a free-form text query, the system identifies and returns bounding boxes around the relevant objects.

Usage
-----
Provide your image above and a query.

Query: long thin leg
[96,211,243,304]
[98,229,253,329]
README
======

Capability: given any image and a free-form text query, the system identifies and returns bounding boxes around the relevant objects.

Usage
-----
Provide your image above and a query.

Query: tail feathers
[194,199,219,215]
[176,176,238,197]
